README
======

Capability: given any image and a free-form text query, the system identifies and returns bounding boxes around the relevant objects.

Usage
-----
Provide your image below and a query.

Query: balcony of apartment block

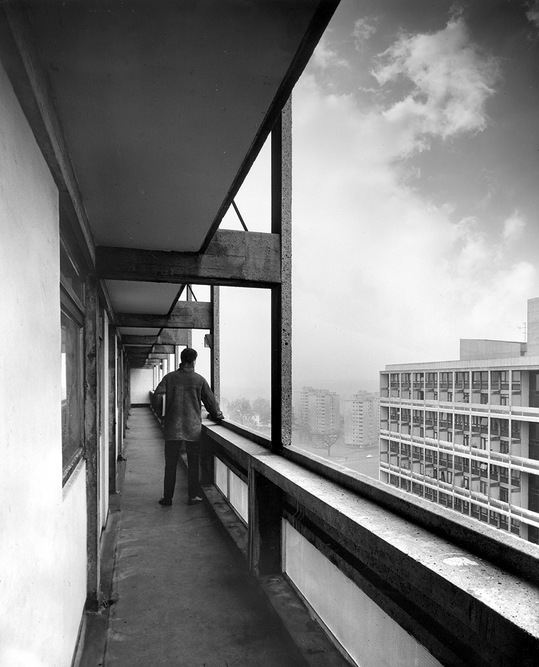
[489,380,511,406]
[109,402,537,667]
[412,379,424,401]
[452,421,469,448]
[388,457,400,470]
[389,414,400,433]
[411,481,424,498]
[511,472,522,503]
[512,376,523,405]
[425,382,438,401]
[400,384,411,400]
[437,418,454,449]
[439,382,453,403]
[196,416,539,667]
[400,414,411,436]
[424,411,437,434]
[454,378,470,405]
[453,467,467,492]
[411,412,423,436]
[410,467,424,484]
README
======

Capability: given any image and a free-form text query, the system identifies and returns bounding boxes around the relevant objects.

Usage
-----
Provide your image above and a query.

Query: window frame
[60,237,86,486]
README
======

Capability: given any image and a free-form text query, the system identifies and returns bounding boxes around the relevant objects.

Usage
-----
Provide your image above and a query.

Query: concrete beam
[159,329,190,345]
[126,349,152,358]
[121,335,157,346]
[96,230,281,287]
[152,344,175,354]
[115,301,211,329]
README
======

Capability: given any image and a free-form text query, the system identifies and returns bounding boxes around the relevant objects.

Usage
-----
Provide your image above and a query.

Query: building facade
[344,391,380,448]
[297,386,341,436]
[380,298,539,544]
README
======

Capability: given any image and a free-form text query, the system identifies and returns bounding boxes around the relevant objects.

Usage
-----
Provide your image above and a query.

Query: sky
[217,0,539,399]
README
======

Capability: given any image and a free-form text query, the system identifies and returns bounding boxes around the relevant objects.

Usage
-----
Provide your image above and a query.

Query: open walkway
[88,407,305,667]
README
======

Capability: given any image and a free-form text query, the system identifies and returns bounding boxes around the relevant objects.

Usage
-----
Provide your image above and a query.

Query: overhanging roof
[0,0,339,367]
[18,0,337,254]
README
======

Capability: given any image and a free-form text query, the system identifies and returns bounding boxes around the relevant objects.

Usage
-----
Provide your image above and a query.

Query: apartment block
[344,392,380,448]
[379,298,539,544]
[297,386,341,435]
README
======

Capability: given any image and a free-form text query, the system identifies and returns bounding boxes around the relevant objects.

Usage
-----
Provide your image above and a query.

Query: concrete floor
[94,407,305,667]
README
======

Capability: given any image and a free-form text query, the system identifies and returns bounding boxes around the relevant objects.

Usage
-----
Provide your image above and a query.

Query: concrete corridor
[84,407,305,667]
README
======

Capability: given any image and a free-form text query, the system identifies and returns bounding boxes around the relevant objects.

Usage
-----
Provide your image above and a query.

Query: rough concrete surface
[105,407,303,666]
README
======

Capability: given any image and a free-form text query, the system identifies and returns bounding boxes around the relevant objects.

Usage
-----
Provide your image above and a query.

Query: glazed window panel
[61,309,84,471]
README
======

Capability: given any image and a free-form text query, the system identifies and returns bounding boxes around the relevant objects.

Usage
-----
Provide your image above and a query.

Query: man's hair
[180,347,198,365]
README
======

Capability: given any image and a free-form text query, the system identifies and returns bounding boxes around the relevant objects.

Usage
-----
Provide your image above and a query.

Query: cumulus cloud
[526,1,539,29]
[502,211,526,242]
[290,72,536,384]
[353,18,376,49]
[312,34,349,69]
[222,15,536,392]
[371,18,499,155]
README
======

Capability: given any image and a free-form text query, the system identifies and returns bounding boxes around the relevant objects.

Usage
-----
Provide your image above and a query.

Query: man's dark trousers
[163,440,201,500]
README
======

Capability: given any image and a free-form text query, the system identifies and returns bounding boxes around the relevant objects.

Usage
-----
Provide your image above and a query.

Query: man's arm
[201,381,224,421]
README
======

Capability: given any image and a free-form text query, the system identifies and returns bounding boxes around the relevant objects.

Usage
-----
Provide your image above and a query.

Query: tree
[252,397,271,427]
[292,409,312,443]
[227,397,255,427]
[313,429,342,458]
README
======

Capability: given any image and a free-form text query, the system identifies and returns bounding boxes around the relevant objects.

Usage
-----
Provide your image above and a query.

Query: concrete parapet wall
[203,421,539,667]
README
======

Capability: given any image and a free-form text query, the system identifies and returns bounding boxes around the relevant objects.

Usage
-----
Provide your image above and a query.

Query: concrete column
[210,285,220,402]
[248,469,283,576]
[270,98,292,452]
[108,328,118,493]
[84,275,102,609]
[186,287,193,349]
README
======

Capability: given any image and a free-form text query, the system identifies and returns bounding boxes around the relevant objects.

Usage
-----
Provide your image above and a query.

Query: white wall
[131,368,155,404]
[0,62,87,667]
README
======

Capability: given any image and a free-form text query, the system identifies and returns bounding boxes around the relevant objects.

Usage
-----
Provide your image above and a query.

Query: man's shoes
[158,497,172,506]
[187,496,203,506]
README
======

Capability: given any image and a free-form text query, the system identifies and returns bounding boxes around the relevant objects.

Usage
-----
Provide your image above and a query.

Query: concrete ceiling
[16,0,339,366]
[26,0,334,253]
[105,280,182,315]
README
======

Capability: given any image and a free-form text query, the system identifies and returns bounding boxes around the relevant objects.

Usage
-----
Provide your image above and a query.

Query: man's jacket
[153,365,223,441]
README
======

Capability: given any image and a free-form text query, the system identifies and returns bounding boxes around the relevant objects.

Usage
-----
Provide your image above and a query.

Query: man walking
[153,347,223,506]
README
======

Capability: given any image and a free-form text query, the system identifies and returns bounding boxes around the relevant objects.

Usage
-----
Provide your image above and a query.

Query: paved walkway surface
[104,407,303,667]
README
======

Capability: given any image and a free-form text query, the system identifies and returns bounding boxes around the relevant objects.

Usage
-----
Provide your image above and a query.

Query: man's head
[180,347,198,366]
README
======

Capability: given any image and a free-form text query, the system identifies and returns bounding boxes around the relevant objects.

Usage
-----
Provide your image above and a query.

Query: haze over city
[203,0,539,402]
